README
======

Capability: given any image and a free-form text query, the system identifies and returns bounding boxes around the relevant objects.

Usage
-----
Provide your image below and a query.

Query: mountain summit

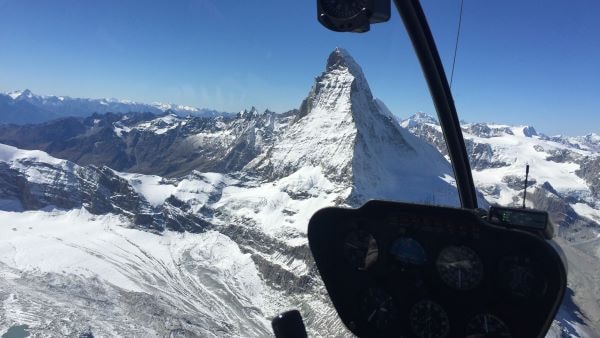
[303,47,372,115]
[326,47,367,81]
[252,48,459,206]
[7,89,34,100]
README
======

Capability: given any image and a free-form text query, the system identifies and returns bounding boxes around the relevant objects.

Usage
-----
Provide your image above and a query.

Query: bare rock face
[577,156,600,200]
[0,144,212,233]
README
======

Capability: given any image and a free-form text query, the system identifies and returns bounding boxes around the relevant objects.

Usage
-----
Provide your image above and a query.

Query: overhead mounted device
[317,0,391,32]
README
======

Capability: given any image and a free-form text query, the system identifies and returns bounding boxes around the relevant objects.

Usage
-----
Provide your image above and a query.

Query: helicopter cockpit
[271,1,568,337]
[306,201,566,338]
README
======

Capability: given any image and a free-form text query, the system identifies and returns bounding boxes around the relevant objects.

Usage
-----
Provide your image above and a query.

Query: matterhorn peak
[297,48,374,119]
[250,48,457,207]
[326,47,365,76]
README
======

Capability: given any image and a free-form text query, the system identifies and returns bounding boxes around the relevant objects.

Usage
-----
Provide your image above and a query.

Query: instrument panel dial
[466,313,511,337]
[343,230,378,270]
[436,246,483,290]
[498,255,545,299]
[409,300,450,338]
[359,288,398,331]
[389,237,427,265]
[319,0,367,19]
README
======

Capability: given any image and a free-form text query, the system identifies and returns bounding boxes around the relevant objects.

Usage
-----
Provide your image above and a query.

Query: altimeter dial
[436,246,483,290]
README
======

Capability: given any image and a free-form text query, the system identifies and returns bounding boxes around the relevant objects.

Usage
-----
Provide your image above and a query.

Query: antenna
[523,164,530,208]
[450,0,465,88]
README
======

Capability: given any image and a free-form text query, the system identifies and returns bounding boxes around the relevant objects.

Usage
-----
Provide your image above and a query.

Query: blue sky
[0,0,598,136]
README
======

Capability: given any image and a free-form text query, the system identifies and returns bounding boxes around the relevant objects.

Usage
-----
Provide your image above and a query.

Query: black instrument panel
[308,200,566,338]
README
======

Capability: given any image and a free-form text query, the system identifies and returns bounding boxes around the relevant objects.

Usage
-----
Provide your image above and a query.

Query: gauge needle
[345,242,359,249]
[442,260,472,268]
[426,302,432,338]
[484,315,489,332]
[368,309,377,322]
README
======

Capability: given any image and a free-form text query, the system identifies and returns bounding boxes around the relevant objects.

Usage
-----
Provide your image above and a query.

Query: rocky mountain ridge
[400,112,600,228]
[0,89,225,125]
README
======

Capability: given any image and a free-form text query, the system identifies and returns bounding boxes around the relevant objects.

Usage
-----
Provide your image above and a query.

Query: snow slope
[0,208,277,337]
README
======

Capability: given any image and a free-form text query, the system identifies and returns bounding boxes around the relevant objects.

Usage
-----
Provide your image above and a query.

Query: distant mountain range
[0,49,598,337]
[0,89,227,124]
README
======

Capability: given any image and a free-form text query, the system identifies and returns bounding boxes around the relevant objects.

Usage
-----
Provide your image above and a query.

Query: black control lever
[271,310,308,338]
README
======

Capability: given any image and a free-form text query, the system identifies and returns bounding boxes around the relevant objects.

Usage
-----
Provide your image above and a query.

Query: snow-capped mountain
[245,48,460,206]
[0,108,298,177]
[0,50,460,204]
[0,89,225,125]
[400,113,600,228]
[1,49,598,337]
[0,48,463,337]
[548,133,600,153]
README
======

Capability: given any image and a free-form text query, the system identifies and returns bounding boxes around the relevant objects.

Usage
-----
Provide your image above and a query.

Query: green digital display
[488,206,548,230]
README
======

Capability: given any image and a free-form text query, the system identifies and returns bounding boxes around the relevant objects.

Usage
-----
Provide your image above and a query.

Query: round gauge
[359,288,398,331]
[343,230,378,270]
[409,300,450,338]
[436,246,483,290]
[466,313,511,337]
[320,0,367,19]
[499,256,543,299]
[389,237,427,265]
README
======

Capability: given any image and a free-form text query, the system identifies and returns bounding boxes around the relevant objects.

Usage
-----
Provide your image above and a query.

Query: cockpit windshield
[0,1,599,337]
